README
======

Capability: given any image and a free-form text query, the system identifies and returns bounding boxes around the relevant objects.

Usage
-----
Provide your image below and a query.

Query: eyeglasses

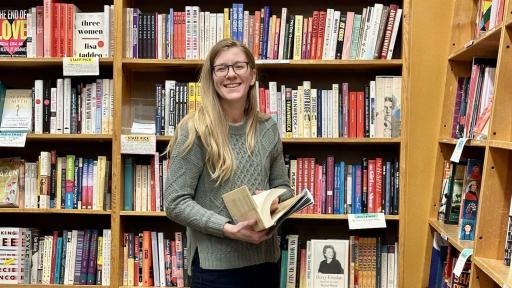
[212,61,250,77]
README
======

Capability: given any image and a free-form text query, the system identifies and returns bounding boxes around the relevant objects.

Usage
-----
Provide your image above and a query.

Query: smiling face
[212,47,256,110]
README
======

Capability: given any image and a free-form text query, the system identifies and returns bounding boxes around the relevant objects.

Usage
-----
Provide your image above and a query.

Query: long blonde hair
[166,39,268,185]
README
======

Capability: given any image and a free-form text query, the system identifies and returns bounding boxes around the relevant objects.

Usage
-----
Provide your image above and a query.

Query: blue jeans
[191,252,280,288]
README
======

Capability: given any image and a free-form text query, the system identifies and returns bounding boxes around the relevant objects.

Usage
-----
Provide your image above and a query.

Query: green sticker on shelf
[348,213,386,230]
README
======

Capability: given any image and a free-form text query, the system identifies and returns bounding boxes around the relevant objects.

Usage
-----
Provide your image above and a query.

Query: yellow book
[222,185,313,231]
[224,8,230,39]
[195,82,202,109]
[188,82,196,113]
[293,15,303,60]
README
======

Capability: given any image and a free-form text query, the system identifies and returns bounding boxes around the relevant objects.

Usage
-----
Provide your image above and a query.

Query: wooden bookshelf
[473,257,510,287]
[448,26,502,61]
[0,57,114,67]
[26,134,113,141]
[120,211,167,217]
[0,208,111,215]
[428,218,474,252]
[438,137,488,147]
[156,136,402,145]
[490,140,512,151]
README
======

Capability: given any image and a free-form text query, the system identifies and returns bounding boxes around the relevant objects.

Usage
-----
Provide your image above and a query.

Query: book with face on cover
[222,186,313,231]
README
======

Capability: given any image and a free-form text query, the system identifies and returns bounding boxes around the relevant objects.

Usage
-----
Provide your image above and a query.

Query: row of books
[124,3,402,60]
[0,227,111,285]
[475,0,505,38]
[287,156,399,215]
[281,235,398,288]
[122,231,188,287]
[123,155,168,212]
[0,79,114,134]
[437,158,483,241]
[0,5,114,57]
[428,233,471,288]
[259,77,402,139]
[150,76,401,138]
[450,58,496,140]
[505,198,512,266]
[0,153,112,210]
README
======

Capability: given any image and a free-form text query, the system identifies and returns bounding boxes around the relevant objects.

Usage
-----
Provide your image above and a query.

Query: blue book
[54,237,63,284]
[124,157,134,211]
[385,161,392,214]
[262,6,271,59]
[355,165,362,213]
[333,163,339,214]
[339,161,345,214]
[279,249,288,288]
[231,4,237,41]
[237,3,244,41]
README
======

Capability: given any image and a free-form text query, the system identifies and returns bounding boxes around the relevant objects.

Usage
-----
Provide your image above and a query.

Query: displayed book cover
[459,159,483,241]
[310,239,349,288]
[74,12,107,57]
[0,227,24,284]
[0,89,32,131]
[0,9,27,57]
[450,260,471,287]
[0,157,23,207]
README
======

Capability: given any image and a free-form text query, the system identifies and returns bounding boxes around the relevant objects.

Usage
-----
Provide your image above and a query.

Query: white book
[291,90,298,138]
[321,90,327,138]
[101,79,110,134]
[74,12,107,57]
[193,7,201,59]
[346,165,352,211]
[322,9,334,60]
[63,230,75,285]
[109,79,114,134]
[269,82,278,123]
[42,236,52,284]
[359,7,373,59]
[280,85,287,137]
[93,160,98,210]
[185,6,192,59]
[285,235,299,288]
[375,76,385,137]
[26,11,34,57]
[332,84,339,138]
[243,10,250,46]
[204,12,210,54]
[103,5,110,57]
[34,80,44,134]
[135,165,142,211]
[365,4,383,59]
[278,8,288,59]
[329,10,341,60]
[306,241,312,288]
[157,14,163,59]
[158,232,166,287]
[95,80,102,134]
[209,13,217,54]
[50,87,57,134]
[297,86,304,137]
[141,165,148,211]
[101,229,111,285]
[154,153,161,211]
[311,88,317,138]
[215,13,224,42]
[381,248,388,288]
[342,12,355,60]
[30,230,40,283]
[199,12,205,59]
[303,81,311,138]
[63,78,71,134]
[110,5,114,57]
[387,246,395,288]
[289,159,297,193]
[370,80,376,138]
[91,83,97,134]
[386,9,402,60]
[125,8,133,57]
[151,232,160,286]
[327,90,333,138]
[293,15,303,60]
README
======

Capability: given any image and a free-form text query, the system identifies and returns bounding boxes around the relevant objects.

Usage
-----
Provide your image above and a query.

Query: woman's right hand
[223,219,271,244]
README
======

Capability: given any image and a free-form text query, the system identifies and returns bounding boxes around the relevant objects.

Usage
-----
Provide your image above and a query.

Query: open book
[222,186,313,231]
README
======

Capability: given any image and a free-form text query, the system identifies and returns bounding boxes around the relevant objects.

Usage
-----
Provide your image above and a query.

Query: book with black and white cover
[310,239,349,288]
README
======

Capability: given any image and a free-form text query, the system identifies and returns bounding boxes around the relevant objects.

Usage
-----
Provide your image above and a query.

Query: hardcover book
[310,239,349,288]
[0,9,27,57]
[222,186,313,231]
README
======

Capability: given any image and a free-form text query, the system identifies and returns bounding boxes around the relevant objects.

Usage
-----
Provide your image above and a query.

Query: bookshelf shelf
[1,285,110,288]
[120,211,167,217]
[290,214,400,220]
[0,57,114,67]
[0,208,111,215]
[428,218,473,252]
[122,58,403,71]
[156,136,402,144]
[489,140,512,151]
[473,257,509,287]
[438,137,488,147]
[26,134,113,142]
[448,26,502,61]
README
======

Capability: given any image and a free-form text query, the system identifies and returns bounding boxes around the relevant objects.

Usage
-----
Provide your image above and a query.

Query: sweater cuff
[205,212,230,238]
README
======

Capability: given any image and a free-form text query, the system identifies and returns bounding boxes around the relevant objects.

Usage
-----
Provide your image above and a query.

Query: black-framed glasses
[212,61,250,77]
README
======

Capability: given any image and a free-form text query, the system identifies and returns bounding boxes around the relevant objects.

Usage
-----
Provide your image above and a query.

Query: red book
[254,10,261,59]
[349,91,357,138]
[296,158,304,213]
[259,87,266,113]
[356,91,365,138]
[303,158,310,214]
[326,156,335,214]
[134,235,140,285]
[50,231,58,283]
[314,164,323,214]
[306,17,313,59]
[311,11,319,59]
[375,158,383,212]
[66,4,74,57]
[142,231,153,286]
[368,160,376,213]
[308,158,316,214]
[316,11,326,60]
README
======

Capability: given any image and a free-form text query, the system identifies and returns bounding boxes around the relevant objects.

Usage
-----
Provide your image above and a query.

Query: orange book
[253,10,261,59]
[142,231,153,286]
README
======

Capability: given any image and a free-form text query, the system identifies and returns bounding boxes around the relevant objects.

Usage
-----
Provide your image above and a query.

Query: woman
[164,39,292,288]
[318,245,343,274]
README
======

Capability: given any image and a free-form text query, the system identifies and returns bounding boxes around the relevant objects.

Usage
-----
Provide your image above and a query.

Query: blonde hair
[166,39,269,185]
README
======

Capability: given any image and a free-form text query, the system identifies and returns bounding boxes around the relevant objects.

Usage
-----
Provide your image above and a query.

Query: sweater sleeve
[268,123,293,202]
[164,126,230,238]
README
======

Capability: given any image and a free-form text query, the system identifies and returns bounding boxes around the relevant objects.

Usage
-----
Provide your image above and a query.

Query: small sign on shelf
[450,138,468,163]
[348,213,387,230]
[0,131,27,147]
[121,134,156,155]
[63,57,100,76]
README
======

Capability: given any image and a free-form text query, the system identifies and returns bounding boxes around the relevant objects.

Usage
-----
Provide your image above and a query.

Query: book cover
[74,12,107,57]
[0,10,27,57]
[0,89,32,131]
[0,157,23,207]
[310,239,349,288]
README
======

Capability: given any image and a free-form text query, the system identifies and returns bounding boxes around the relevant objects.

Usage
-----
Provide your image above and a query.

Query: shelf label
[450,138,468,163]
[0,131,27,147]
[121,134,156,155]
[63,57,100,76]
[348,213,386,230]
[255,59,290,64]
[452,248,473,277]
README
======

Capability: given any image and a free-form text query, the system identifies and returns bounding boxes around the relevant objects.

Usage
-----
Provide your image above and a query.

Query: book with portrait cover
[0,9,27,57]
[222,186,313,231]
[0,157,23,207]
[310,239,349,288]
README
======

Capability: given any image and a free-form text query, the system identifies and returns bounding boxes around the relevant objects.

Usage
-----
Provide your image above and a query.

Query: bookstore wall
[4,0,502,287]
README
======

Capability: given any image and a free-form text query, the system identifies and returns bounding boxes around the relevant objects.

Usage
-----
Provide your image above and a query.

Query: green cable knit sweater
[164,117,293,271]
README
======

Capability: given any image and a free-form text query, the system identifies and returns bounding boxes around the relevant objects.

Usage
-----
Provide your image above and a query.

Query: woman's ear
[250,68,256,86]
